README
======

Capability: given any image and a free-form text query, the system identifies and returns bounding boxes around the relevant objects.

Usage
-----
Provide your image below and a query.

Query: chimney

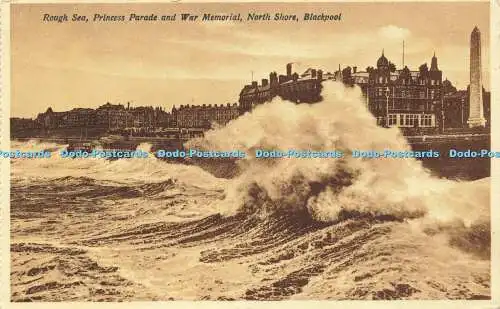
[270,72,278,86]
[262,78,268,87]
[318,70,323,80]
[252,81,258,88]
[286,63,292,77]
[292,73,299,81]
[353,66,357,73]
[311,69,317,78]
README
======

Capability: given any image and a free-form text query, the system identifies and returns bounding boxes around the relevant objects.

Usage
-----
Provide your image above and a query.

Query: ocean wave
[186,82,489,230]
[10,141,226,191]
[10,82,490,300]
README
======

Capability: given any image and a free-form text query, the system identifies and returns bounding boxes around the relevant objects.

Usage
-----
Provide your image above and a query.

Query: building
[10,117,36,131]
[238,63,333,113]
[240,58,443,134]
[173,103,240,128]
[15,99,239,136]
[35,107,65,129]
[94,103,130,129]
[442,85,490,129]
[443,90,468,128]
[279,68,325,103]
[32,103,172,131]
[348,51,442,133]
[344,51,443,134]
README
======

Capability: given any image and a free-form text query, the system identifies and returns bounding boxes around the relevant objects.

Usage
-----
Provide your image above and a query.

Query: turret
[430,52,439,71]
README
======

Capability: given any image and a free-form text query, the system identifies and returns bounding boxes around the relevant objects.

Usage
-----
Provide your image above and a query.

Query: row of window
[178,111,237,116]
[382,114,434,127]
[280,82,319,95]
[374,88,440,99]
[373,77,441,85]
[371,102,434,111]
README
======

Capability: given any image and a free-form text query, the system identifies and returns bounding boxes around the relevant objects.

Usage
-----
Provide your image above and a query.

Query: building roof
[444,90,468,98]
[352,72,369,78]
[69,108,94,112]
[98,102,125,110]
[240,83,271,95]
[377,51,389,67]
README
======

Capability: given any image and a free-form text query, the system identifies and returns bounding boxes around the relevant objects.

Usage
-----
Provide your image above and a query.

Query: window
[404,114,419,126]
[405,114,411,126]
[388,114,397,126]
[420,114,433,127]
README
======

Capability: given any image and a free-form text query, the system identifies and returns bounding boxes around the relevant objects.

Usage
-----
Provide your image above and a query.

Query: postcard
[2,1,499,307]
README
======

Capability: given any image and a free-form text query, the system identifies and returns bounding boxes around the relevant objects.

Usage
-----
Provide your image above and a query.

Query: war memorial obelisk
[467,26,487,127]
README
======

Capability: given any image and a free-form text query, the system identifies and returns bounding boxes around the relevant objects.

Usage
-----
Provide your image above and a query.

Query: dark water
[411,140,490,180]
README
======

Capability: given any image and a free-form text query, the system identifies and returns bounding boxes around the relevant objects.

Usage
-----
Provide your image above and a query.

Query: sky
[11,2,490,118]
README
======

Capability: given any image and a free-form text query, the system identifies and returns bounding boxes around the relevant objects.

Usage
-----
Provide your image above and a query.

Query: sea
[10,82,490,301]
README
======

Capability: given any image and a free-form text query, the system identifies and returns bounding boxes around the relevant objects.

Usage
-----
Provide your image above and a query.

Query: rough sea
[10,82,490,301]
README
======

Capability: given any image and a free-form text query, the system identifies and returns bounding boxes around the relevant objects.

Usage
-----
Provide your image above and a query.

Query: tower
[467,26,486,127]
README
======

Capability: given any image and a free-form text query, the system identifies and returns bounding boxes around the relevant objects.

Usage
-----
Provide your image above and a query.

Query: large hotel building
[239,53,444,134]
[351,51,443,133]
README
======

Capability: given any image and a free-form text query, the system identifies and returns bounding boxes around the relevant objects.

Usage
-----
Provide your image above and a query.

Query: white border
[1,1,11,307]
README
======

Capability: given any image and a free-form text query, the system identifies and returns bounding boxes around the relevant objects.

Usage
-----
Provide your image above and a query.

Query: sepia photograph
[7,1,493,302]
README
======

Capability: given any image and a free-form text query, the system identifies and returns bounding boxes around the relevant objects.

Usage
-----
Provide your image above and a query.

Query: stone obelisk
[467,26,486,127]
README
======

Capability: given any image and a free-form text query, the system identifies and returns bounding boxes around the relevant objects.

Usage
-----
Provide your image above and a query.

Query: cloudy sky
[12,2,490,117]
